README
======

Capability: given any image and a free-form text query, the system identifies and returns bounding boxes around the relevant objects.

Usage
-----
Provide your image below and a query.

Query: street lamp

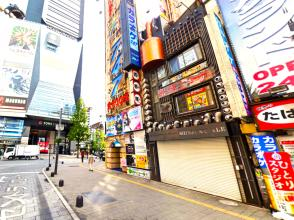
[54,107,64,175]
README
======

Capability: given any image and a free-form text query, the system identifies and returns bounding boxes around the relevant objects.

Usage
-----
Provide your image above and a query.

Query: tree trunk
[76,142,80,158]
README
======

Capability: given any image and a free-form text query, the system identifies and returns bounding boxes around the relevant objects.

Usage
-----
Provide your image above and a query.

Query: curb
[42,168,80,220]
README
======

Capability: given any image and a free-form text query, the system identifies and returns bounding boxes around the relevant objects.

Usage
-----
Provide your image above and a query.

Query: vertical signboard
[217,1,294,98]
[214,14,250,116]
[120,0,141,69]
[251,134,279,168]
[0,17,40,113]
[264,152,294,192]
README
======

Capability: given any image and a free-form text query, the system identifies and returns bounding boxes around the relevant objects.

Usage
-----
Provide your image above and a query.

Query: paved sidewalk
[0,172,72,220]
[47,160,275,220]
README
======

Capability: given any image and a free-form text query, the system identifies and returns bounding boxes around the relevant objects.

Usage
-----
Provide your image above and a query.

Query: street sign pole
[54,108,63,175]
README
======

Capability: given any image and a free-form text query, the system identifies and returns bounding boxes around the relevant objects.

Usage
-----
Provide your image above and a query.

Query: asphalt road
[0,156,48,173]
[0,155,72,220]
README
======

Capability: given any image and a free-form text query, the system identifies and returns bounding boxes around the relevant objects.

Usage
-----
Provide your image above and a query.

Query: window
[175,84,216,115]
[169,42,203,75]
[6,148,14,153]
[156,65,167,80]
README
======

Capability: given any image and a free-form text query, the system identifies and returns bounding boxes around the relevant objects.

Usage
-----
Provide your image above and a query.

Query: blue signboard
[214,14,251,116]
[251,134,279,168]
[120,0,141,69]
[0,117,24,139]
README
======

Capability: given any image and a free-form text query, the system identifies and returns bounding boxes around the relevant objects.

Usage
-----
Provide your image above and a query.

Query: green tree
[96,130,106,152]
[91,130,99,153]
[68,98,90,158]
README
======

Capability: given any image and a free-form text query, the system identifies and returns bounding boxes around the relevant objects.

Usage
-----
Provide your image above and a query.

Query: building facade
[217,0,294,216]
[0,0,84,154]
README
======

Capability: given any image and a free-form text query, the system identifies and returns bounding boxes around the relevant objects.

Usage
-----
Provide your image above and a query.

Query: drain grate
[69,165,79,167]
[82,191,116,205]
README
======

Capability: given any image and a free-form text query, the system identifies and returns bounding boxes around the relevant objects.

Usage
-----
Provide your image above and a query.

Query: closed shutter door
[157,138,241,201]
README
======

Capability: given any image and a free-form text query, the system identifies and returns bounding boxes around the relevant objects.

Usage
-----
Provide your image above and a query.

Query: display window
[175,84,216,115]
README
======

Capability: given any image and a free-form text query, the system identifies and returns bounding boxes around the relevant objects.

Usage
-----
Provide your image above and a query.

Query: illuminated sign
[217,1,294,98]
[120,0,141,69]
[252,98,294,131]
[214,14,250,116]
[158,68,214,98]
[251,134,279,169]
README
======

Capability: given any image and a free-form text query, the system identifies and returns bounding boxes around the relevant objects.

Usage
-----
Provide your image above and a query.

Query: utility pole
[54,108,62,175]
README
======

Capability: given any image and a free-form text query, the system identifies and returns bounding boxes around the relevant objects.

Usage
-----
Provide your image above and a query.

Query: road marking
[80,164,255,220]
[0,172,40,175]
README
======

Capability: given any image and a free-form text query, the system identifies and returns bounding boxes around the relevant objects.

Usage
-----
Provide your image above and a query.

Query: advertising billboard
[120,0,141,69]
[217,1,294,98]
[122,106,143,133]
[106,114,123,137]
[0,17,40,113]
[252,98,294,131]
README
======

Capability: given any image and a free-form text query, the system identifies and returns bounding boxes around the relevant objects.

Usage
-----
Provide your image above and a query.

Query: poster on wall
[106,114,123,137]
[136,155,148,169]
[252,99,294,131]
[134,130,147,155]
[122,106,143,132]
[217,1,294,98]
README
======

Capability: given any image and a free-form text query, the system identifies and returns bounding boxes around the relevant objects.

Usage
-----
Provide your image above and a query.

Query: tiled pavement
[48,159,275,220]
[0,172,72,220]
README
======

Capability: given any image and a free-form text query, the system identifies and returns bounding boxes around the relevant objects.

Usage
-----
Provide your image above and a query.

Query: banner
[217,1,294,97]
[264,152,294,192]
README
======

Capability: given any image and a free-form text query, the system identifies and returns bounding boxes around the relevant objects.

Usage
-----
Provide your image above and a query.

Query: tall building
[0,0,85,154]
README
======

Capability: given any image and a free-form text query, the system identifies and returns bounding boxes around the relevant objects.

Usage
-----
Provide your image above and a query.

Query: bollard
[76,195,83,208]
[46,167,49,171]
[59,179,64,187]
[49,164,51,167]
[50,172,55,177]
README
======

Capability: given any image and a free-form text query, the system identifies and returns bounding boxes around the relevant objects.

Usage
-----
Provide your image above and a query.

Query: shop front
[149,121,264,204]
[247,98,294,216]
[24,117,70,154]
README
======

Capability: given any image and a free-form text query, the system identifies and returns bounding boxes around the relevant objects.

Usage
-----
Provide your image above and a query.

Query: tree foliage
[68,98,90,157]
[96,129,106,152]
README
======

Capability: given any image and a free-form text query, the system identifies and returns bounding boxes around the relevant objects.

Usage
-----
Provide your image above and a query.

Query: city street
[48,157,275,220]
[0,156,72,220]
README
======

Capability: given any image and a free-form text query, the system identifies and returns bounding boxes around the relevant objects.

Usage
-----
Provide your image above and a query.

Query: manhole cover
[69,165,79,167]
[82,191,116,205]
[219,200,239,206]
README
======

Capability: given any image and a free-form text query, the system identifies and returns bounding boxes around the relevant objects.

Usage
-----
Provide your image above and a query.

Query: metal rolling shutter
[157,138,241,201]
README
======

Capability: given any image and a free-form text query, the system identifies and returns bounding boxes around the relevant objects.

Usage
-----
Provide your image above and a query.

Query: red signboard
[0,96,27,110]
[264,152,294,191]
[158,68,214,98]
[252,98,294,131]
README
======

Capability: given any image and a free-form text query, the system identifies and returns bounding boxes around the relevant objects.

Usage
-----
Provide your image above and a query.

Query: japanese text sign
[120,0,141,69]
[264,152,294,191]
[252,99,294,131]
[251,135,279,168]
[217,1,294,97]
